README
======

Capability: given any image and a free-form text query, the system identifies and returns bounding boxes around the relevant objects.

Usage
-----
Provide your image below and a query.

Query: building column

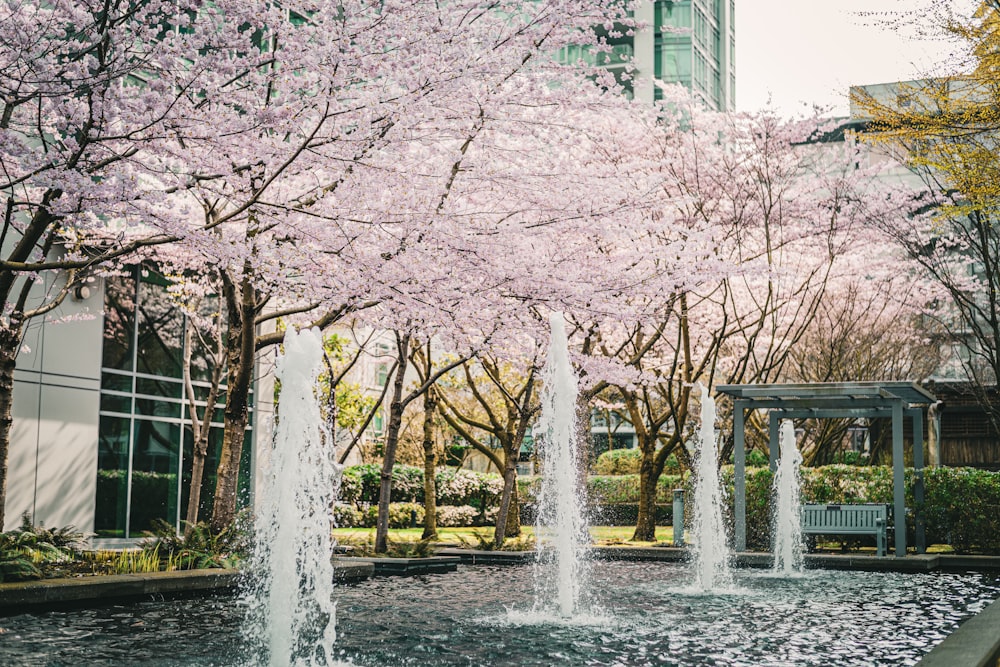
[633,1,656,104]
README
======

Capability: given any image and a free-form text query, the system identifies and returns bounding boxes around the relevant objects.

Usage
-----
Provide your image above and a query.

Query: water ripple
[0,562,996,666]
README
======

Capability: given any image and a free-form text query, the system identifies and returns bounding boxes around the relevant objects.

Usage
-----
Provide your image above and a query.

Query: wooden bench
[800,503,889,557]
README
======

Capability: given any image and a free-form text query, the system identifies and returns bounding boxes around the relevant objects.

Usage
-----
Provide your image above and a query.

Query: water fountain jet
[690,384,734,591]
[533,312,590,619]
[242,327,341,666]
[772,419,804,574]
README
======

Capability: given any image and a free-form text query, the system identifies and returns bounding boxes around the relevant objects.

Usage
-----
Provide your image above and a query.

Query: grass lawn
[331,525,670,547]
[332,527,955,555]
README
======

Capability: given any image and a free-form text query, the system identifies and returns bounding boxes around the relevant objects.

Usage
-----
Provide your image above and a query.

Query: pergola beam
[737,398,906,411]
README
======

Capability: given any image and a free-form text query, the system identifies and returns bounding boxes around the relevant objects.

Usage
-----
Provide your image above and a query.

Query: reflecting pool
[1,561,997,666]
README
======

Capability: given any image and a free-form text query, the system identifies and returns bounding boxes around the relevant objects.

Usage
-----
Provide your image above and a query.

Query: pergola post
[768,411,779,473]
[892,400,906,557]
[734,399,747,552]
[910,408,926,554]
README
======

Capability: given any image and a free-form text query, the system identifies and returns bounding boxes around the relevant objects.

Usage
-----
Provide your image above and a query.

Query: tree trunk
[421,389,438,541]
[493,448,520,548]
[632,447,659,542]
[185,440,208,528]
[0,323,19,529]
[504,481,521,538]
[210,269,256,533]
[183,297,224,533]
[375,331,411,554]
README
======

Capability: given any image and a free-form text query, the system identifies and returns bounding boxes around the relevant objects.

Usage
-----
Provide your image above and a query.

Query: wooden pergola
[716,382,937,557]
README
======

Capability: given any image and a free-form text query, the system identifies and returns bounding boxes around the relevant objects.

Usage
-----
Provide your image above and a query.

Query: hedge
[517,474,685,506]
[591,449,683,476]
[333,503,492,529]
[726,465,1000,554]
[339,464,503,508]
[522,465,1000,553]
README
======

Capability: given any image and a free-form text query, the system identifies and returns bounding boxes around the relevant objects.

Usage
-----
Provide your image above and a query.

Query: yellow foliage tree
[851,1,1000,429]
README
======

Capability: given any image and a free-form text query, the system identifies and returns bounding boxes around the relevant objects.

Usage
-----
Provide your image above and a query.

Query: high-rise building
[566,0,735,110]
[638,0,735,110]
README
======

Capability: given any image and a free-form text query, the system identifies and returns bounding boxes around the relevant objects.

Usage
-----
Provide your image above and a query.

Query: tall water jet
[242,327,341,666]
[690,384,734,591]
[534,312,590,618]
[772,419,804,574]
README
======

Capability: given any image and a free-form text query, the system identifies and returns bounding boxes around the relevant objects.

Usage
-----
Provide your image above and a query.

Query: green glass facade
[95,267,252,538]
[648,0,734,109]
[568,0,734,110]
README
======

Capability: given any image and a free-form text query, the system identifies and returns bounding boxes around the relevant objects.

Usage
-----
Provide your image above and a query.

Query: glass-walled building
[96,266,253,540]
[564,0,735,110]
[638,0,734,109]
[6,264,262,540]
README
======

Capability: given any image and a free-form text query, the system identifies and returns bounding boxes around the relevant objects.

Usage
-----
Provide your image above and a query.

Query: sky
[735,1,975,118]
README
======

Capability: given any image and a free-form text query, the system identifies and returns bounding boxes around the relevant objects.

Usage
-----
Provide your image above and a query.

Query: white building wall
[5,276,103,533]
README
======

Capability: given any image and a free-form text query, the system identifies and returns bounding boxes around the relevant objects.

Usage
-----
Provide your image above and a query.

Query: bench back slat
[801,504,888,532]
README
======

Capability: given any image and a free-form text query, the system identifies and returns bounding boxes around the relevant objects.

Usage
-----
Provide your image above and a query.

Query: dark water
[1,562,997,666]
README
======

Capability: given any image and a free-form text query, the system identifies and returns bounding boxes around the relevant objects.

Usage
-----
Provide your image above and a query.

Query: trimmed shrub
[724,465,1000,554]
[592,449,684,476]
[593,449,642,475]
[339,464,425,505]
[435,468,503,508]
[436,505,481,527]
[922,467,1000,553]
[341,465,503,507]
[341,463,1000,554]
[390,466,426,503]
[520,474,685,506]
[361,503,424,528]
[340,464,381,505]
[333,503,363,528]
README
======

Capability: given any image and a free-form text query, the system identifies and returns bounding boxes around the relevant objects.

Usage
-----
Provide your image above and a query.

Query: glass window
[693,7,707,45]
[656,0,692,30]
[657,41,692,83]
[95,416,131,537]
[693,50,708,90]
[135,397,182,419]
[136,275,184,379]
[101,372,132,393]
[128,419,181,535]
[375,363,389,388]
[97,265,250,537]
[136,376,182,400]
[101,271,136,371]
[100,393,132,415]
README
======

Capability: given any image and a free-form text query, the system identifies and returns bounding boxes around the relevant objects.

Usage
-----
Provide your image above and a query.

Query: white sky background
[735,0,978,118]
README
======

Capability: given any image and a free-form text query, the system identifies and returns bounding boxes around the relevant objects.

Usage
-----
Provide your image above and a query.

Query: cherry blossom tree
[143,0,639,531]
[0,0,248,526]
[552,91,923,541]
[785,269,942,465]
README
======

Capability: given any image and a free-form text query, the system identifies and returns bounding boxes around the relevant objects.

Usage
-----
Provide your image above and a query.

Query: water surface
[1,561,996,666]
